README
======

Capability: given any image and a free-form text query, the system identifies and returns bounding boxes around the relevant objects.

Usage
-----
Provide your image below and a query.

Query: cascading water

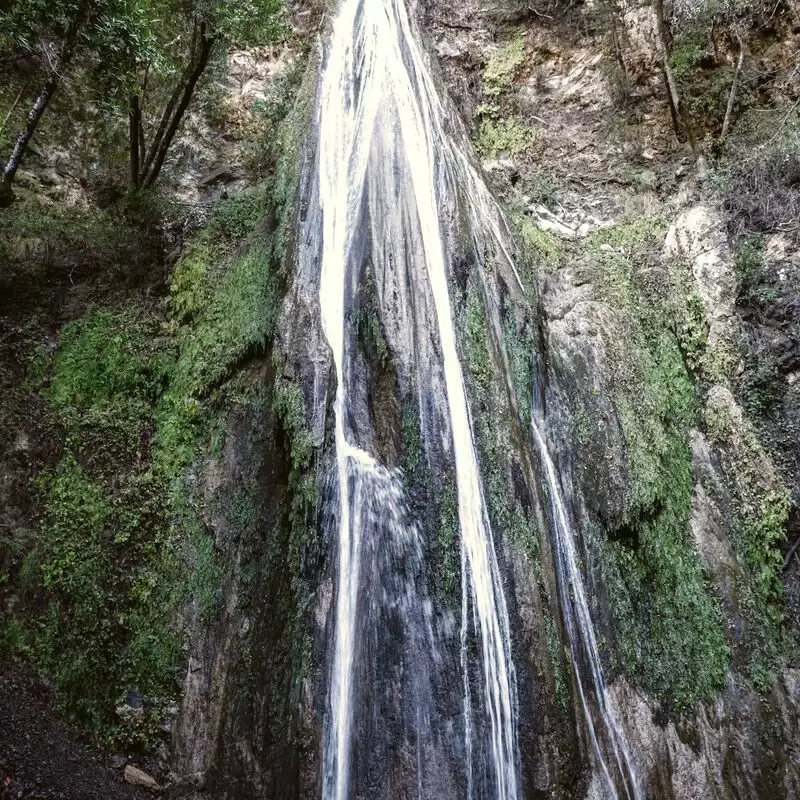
[309,0,642,795]
[313,0,520,796]
[529,408,641,800]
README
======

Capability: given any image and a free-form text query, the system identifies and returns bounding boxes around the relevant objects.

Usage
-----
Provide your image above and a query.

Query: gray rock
[196,165,241,187]
[123,764,160,792]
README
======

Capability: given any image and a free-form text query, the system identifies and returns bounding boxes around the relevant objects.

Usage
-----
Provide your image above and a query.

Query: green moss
[272,370,315,518]
[502,307,534,415]
[703,341,739,387]
[270,52,316,272]
[12,179,283,746]
[483,28,527,98]
[704,397,789,611]
[1,52,314,753]
[438,478,460,602]
[519,219,564,275]
[462,278,493,402]
[503,199,560,295]
[583,216,667,310]
[473,28,533,160]
[473,114,534,159]
[401,401,422,481]
[48,310,170,410]
[674,284,709,373]
[33,456,182,736]
[0,616,29,656]
[608,336,730,711]
[743,489,789,608]
[187,524,226,621]
[545,612,568,712]
[704,392,791,687]
[601,428,730,709]
[572,213,731,709]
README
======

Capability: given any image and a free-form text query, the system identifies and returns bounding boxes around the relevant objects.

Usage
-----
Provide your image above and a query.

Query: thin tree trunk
[0,4,87,205]
[721,33,745,138]
[142,31,217,188]
[129,92,141,188]
[138,75,185,183]
[138,22,201,183]
[653,0,698,153]
[138,67,149,165]
[608,0,629,102]
[0,82,28,136]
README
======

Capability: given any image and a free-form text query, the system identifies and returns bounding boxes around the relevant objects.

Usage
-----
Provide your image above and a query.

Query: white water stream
[316,0,519,797]
[529,411,641,800]
[313,0,643,796]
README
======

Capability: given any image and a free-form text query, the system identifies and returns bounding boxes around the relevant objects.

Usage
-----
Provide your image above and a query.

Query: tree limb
[142,26,218,188]
[0,0,89,205]
[653,0,697,153]
[721,32,745,138]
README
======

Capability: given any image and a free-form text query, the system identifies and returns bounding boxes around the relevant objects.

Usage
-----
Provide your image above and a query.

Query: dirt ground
[0,660,150,800]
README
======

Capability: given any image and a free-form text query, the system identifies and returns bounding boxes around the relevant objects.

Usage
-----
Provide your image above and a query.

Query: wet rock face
[597,672,800,800]
[172,364,320,799]
[542,270,628,529]
[538,197,800,796]
[166,0,800,796]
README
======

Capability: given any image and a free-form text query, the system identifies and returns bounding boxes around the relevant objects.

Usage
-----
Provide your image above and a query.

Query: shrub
[714,109,800,238]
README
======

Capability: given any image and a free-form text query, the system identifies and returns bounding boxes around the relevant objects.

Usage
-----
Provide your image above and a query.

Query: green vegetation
[474,113,534,159]
[273,370,316,518]
[13,307,183,740]
[462,277,493,402]
[483,28,527,98]
[668,31,750,134]
[704,393,792,689]
[601,328,729,708]
[503,309,534,415]
[473,27,534,159]
[583,215,667,309]
[3,170,292,746]
[572,203,795,704]
[573,216,731,709]
[602,423,730,708]
[0,0,289,203]
[519,221,563,275]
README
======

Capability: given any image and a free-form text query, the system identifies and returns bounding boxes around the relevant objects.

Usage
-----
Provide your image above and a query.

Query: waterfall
[310,0,643,794]
[314,0,520,796]
[529,410,641,800]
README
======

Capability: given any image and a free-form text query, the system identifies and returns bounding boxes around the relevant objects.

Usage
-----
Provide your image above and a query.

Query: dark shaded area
[0,660,148,800]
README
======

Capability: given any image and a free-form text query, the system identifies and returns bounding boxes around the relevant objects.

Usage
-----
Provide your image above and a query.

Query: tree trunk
[129,92,141,189]
[652,0,698,153]
[0,3,87,206]
[141,28,217,188]
[721,33,745,138]
[0,82,29,137]
[608,0,629,102]
[138,70,186,184]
